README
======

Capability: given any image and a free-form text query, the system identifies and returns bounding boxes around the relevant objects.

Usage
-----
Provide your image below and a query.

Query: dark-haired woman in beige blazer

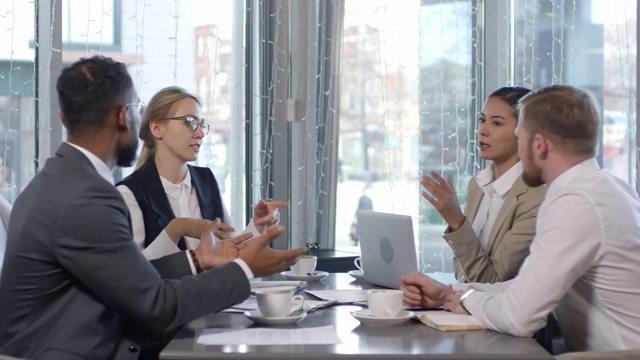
[421,86,545,283]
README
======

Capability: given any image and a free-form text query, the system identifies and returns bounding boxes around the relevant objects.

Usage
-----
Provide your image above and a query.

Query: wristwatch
[459,288,476,315]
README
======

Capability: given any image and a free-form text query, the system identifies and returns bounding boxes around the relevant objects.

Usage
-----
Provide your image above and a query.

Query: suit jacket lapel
[486,175,527,254]
[189,165,215,221]
[140,159,178,233]
[465,178,484,223]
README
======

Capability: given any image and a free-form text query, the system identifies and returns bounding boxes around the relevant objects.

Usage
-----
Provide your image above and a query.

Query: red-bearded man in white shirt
[401,84,640,353]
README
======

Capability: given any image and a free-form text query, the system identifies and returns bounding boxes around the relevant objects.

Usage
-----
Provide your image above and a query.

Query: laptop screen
[356,210,419,289]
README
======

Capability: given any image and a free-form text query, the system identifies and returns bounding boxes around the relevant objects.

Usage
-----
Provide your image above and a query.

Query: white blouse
[116,169,262,260]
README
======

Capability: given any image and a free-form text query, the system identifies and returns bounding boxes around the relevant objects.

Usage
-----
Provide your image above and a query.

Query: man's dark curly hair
[56,55,133,133]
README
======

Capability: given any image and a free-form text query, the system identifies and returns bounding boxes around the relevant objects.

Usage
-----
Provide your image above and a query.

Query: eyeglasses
[159,115,210,135]
[126,101,146,116]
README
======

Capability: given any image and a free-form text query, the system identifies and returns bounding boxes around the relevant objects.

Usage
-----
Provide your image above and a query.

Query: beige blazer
[443,174,546,283]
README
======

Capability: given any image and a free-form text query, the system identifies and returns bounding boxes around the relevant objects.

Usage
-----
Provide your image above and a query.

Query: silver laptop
[356,210,419,289]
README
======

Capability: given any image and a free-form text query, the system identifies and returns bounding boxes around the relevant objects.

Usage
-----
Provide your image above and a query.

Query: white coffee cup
[367,289,403,317]
[256,289,305,318]
[354,257,362,271]
[290,255,317,276]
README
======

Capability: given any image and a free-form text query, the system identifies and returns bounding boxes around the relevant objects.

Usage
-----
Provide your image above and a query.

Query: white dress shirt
[471,162,523,250]
[67,142,115,185]
[455,158,640,351]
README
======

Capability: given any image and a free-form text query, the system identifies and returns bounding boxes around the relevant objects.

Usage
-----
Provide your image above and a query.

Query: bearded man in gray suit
[0,55,306,360]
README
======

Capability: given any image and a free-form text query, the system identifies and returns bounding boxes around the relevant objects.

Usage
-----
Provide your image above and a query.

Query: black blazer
[117,158,224,250]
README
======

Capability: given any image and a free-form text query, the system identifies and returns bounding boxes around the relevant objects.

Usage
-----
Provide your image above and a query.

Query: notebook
[415,311,487,331]
[356,210,419,289]
[249,280,307,294]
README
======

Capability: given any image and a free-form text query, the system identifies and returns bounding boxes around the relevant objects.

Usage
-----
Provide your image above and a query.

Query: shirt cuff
[142,229,181,260]
[243,220,263,238]
[186,251,197,275]
[233,258,254,280]
[452,283,469,291]
[228,219,263,239]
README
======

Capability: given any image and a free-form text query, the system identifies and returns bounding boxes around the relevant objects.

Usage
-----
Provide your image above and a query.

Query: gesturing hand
[238,225,307,278]
[400,271,453,309]
[194,219,250,269]
[420,170,465,231]
[211,219,235,240]
[253,199,288,233]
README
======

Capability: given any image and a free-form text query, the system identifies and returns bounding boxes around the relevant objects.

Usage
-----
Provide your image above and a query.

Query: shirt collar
[160,170,192,201]
[547,158,600,193]
[475,161,523,198]
[475,165,495,188]
[66,142,115,185]
[493,162,523,197]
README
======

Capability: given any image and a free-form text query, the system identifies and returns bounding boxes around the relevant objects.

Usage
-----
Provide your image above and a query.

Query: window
[0,1,36,202]
[514,0,637,185]
[62,0,116,47]
[62,0,247,227]
[336,0,475,273]
[0,0,638,267]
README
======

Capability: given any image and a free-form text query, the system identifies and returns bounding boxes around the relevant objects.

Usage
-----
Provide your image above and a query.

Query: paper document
[222,296,333,313]
[415,310,487,331]
[250,280,307,294]
[222,295,259,312]
[305,289,368,304]
[197,325,342,345]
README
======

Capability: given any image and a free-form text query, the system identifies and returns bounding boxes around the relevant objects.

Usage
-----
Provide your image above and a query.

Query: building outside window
[0,1,636,273]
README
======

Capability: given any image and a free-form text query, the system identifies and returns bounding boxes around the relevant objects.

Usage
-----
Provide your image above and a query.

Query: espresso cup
[290,255,317,276]
[256,289,305,318]
[367,289,403,317]
[353,257,362,271]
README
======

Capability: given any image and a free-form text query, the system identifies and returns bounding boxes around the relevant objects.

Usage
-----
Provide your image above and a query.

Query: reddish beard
[521,138,545,187]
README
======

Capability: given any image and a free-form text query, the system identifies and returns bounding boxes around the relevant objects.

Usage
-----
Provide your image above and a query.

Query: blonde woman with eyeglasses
[117,86,285,261]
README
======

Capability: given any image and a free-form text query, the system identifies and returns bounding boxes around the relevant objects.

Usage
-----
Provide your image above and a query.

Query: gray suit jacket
[443,174,545,283]
[0,143,250,360]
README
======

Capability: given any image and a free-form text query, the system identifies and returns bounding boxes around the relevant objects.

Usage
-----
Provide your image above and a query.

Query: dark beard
[116,135,138,167]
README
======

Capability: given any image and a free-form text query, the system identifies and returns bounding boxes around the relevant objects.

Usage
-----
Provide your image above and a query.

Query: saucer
[243,310,307,326]
[280,270,329,282]
[348,269,364,280]
[351,309,414,327]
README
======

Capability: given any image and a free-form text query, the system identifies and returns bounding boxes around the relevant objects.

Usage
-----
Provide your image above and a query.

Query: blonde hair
[137,86,201,168]
[518,84,600,156]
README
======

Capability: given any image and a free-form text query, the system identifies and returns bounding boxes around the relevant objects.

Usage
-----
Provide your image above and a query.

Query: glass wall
[59,1,245,227]
[0,0,638,265]
[336,0,476,273]
[336,0,637,273]
[0,1,36,203]
[514,0,637,185]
